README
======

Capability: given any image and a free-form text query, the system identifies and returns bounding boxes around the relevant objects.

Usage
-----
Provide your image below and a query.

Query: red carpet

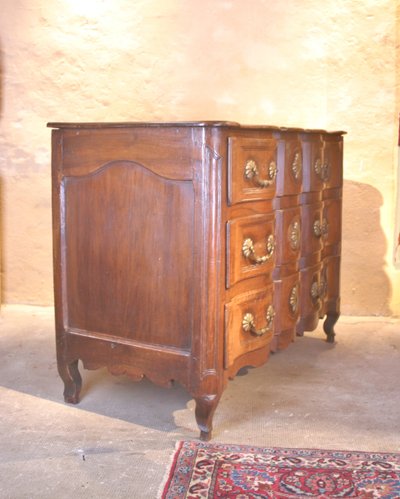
[160,441,400,498]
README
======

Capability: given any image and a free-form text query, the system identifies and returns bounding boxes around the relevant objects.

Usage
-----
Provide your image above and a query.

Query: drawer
[322,198,341,247]
[228,137,277,205]
[275,136,303,197]
[302,135,342,192]
[273,273,300,334]
[300,202,324,257]
[271,273,299,351]
[300,199,341,258]
[298,263,323,320]
[225,287,275,368]
[301,135,324,192]
[274,208,301,266]
[227,136,303,205]
[322,138,343,189]
[226,214,275,287]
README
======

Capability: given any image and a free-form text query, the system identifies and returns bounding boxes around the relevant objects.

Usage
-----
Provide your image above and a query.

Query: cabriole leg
[323,312,339,343]
[194,394,221,441]
[58,359,82,404]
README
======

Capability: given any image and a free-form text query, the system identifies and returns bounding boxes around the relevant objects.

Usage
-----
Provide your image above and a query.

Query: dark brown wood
[50,121,344,439]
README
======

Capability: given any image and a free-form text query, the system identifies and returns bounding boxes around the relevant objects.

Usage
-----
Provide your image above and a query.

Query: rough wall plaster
[0,0,399,314]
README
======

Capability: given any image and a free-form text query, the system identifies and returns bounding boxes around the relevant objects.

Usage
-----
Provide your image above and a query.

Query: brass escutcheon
[313,218,329,238]
[310,277,327,303]
[289,220,300,250]
[314,158,330,182]
[289,284,299,314]
[291,151,302,181]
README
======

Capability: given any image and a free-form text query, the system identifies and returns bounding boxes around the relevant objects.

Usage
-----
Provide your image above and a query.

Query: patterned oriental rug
[160,441,400,498]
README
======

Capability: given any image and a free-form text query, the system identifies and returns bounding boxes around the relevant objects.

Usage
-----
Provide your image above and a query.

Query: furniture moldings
[49,121,344,440]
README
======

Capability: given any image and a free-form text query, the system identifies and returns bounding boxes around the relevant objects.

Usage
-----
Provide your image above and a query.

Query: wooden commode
[49,121,344,440]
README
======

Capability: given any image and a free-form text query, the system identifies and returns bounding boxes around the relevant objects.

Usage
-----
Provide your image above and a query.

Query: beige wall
[0,0,399,315]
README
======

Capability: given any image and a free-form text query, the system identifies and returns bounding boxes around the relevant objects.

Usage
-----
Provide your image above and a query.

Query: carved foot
[58,360,82,404]
[195,395,220,441]
[323,312,339,343]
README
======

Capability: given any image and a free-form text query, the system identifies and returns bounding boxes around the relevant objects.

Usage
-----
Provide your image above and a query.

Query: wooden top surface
[47,121,346,135]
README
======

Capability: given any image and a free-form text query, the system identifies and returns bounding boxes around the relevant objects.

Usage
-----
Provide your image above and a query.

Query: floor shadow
[341,179,392,315]
[0,307,192,433]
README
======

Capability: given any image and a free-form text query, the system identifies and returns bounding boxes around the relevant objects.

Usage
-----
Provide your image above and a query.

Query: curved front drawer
[322,198,341,248]
[300,202,324,257]
[224,287,275,368]
[274,208,301,266]
[302,134,343,192]
[226,213,275,287]
[298,263,324,319]
[228,136,277,205]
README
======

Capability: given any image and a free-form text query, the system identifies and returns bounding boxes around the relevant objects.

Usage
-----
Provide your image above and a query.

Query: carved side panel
[62,160,195,350]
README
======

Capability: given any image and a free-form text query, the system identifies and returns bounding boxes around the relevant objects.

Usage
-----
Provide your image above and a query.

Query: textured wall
[0,0,399,315]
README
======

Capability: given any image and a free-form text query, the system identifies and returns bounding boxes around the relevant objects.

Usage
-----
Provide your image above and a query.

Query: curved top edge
[47,121,346,134]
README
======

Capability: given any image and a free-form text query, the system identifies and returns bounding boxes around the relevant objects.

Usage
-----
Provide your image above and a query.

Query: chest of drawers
[49,121,344,440]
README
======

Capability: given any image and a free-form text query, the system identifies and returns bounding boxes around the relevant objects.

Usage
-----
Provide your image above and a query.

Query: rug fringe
[157,441,184,499]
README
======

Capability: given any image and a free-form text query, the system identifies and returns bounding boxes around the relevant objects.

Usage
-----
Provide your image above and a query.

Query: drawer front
[275,136,303,197]
[226,214,275,287]
[274,208,301,266]
[322,198,341,247]
[228,137,277,204]
[225,287,275,368]
[300,202,324,256]
[302,135,324,192]
[322,139,343,189]
[273,274,300,334]
[298,263,323,319]
[301,199,341,256]
[302,135,342,192]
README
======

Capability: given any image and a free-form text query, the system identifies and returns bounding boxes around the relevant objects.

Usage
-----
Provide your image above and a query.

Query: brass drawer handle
[310,277,327,302]
[314,158,330,181]
[289,220,300,250]
[289,284,299,314]
[291,151,302,180]
[242,235,275,264]
[242,305,275,337]
[244,159,277,188]
[313,218,329,238]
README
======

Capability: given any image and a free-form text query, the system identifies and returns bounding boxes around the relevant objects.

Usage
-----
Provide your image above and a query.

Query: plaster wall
[0,0,399,315]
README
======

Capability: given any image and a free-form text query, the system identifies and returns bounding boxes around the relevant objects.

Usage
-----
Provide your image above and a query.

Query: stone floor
[0,305,399,498]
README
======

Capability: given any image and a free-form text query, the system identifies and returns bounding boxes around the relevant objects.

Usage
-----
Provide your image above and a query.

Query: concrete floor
[0,305,399,498]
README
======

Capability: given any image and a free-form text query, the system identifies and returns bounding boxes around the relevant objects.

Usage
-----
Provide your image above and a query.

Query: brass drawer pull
[313,218,329,238]
[242,305,275,337]
[242,235,275,264]
[314,158,330,181]
[244,159,277,188]
[291,151,302,180]
[310,277,327,302]
[289,284,299,314]
[289,220,300,250]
